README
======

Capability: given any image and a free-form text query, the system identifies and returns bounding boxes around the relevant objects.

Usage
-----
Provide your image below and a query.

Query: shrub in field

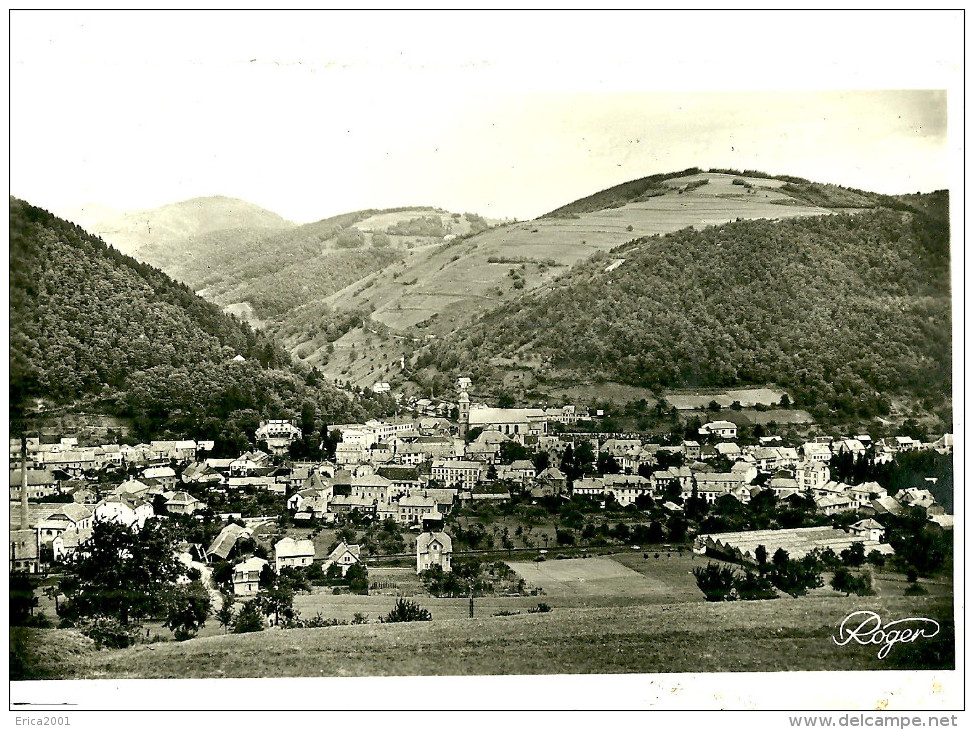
[830,568,875,597]
[693,562,738,602]
[904,582,928,596]
[529,603,552,613]
[734,571,778,601]
[76,616,143,649]
[383,598,432,623]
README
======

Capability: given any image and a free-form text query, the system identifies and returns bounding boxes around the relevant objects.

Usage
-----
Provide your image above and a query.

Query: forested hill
[9,198,392,451]
[426,202,951,423]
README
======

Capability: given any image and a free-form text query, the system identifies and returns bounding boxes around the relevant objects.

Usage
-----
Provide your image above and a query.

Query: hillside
[422,203,950,424]
[12,593,953,680]
[299,171,864,389]
[63,195,295,257]
[9,198,393,450]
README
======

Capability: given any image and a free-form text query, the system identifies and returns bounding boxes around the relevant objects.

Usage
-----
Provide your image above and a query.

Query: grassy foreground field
[12,592,953,680]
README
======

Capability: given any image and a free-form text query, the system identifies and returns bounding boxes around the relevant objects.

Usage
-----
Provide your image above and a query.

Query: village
[9,376,955,637]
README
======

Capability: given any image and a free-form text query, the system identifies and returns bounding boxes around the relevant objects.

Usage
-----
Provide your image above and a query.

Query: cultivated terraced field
[299,173,850,387]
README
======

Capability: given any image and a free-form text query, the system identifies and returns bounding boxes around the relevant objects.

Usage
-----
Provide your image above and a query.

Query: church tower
[457,377,471,438]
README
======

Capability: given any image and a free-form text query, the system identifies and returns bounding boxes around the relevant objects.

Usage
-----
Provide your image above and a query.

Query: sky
[9,10,962,224]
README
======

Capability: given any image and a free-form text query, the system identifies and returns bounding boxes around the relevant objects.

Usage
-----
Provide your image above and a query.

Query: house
[846,482,883,510]
[682,440,701,461]
[8,469,59,500]
[768,476,799,499]
[693,472,746,494]
[795,461,830,492]
[929,433,953,454]
[36,504,94,544]
[572,476,605,499]
[533,467,567,497]
[801,442,833,463]
[323,542,361,576]
[603,474,653,507]
[94,495,154,529]
[430,459,484,488]
[328,494,377,519]
[274,537,316,573]
[396,494,438,525]
[52,525,93,562]
[698,420,738,439]
[9,529,39,573]
[834,439,867,460]
[815,493,854,515]
[206,523,252,562]
[508,460,537,482]
[165,491,204,515]
[142,466,177,489]
[870,494,903,516]
[233,556,268,595]
[714,442,742,459]
[416,530,453,574]
[751,447,784,472]
[849,518,885,543]
[730,461,758,484]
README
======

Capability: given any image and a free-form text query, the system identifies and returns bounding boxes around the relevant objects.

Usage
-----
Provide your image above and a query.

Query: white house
[416,530,453,574]
[274,537,316,573]
[233,556,268,595]
[323,542,361,576]
[698,420,738,439]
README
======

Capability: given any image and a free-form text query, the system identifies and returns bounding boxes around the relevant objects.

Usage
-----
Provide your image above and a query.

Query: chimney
[20,434,29,530]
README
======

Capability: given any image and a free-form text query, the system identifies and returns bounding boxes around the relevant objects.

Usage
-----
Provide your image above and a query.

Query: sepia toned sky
[10,11,961,223]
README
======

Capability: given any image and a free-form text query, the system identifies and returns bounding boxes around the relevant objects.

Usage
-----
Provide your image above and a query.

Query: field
[665,386,788,410]
[14,590,953,680]
[299,174,853,387]
[507,555,700,600]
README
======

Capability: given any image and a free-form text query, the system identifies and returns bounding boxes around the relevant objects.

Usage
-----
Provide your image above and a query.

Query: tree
[693,562,738,602]
[257,584,296,627]
[597,453,621,475]
[59,519,185,625]
[258,563,277,589]
[232,599,266,633]
[383,598,431,623]
[216,592,236,634]
[10,572,38,625]
[754,544,768,572]
[164,580,212,640]
[841,541,866,568]
[831,567,874,597]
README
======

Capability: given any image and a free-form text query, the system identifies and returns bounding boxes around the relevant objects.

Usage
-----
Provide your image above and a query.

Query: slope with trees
[423,203,950,422]
[9,197,394,448]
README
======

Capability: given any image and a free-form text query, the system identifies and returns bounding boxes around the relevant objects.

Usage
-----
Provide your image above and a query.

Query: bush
[905,583,928,596]
[529,603,552,613]
[830,568,874,597]
[693,562,738,602]
[735,571,778,601]
[383,598,432,623]
[76,616,143,649]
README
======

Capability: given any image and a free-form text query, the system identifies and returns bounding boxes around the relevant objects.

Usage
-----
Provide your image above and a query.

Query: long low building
[694,526,894,563]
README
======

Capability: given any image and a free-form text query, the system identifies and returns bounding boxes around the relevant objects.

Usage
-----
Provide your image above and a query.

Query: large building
[468,406,548,441]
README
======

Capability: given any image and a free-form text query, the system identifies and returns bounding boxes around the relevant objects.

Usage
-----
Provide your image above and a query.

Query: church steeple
[457,377,471,438]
